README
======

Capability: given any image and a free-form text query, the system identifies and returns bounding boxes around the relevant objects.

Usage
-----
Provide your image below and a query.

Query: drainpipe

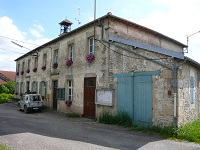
[173,57,187,128]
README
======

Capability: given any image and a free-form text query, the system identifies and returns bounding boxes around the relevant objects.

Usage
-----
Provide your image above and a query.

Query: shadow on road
[0,102,166,150]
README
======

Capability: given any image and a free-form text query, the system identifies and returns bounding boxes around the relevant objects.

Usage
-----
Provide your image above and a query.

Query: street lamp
[186,31,200,53]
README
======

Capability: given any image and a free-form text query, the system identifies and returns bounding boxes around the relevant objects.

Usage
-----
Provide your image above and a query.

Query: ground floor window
[67,80,73,100]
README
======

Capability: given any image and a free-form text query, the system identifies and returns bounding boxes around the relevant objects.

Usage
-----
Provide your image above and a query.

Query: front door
[53,80,58,110]
[84,77,96,119]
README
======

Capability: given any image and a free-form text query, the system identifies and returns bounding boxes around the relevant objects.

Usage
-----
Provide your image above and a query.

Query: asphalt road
[0,102,200,150]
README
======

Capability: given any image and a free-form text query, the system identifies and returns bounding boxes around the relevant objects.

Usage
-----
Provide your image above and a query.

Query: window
[20,82,24,94]
[57,88,65,100]
[34,57,38,68]
[43,53,47,66]
[190,76,195,104]
[89,37,95,54]
[67,80,73,100]
[22,62,25,71]
[54,49,58,63]
[68,44,74,61]
[32,81,38,93]
[28,60,30,70]
[17,64,20,72]
[39,81,47,100]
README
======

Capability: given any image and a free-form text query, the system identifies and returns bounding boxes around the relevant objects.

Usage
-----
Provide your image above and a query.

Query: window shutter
[190,77,195,104]
[36,81,38,93]
[45,81,48,99]
[39,82,42,94]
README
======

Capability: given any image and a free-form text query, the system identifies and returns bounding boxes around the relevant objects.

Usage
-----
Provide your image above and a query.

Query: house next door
[53,80,58,110]
[84,77,96,119]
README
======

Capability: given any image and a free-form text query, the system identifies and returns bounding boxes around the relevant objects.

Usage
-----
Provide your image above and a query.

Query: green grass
[66,113,80,118]
[0,94,14,104]
[98,111,132,127]
[0,145,10,150]
[176,119,200,143]
[98,112,200,144]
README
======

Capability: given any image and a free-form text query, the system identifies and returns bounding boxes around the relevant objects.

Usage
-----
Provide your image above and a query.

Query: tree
[0,84,9,94]
[4,81,15,94]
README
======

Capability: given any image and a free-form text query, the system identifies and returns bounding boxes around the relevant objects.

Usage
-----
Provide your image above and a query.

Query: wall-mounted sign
[96,89,113,106]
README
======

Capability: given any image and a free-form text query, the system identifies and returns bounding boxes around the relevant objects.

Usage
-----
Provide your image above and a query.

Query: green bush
[99,111,132,127]
[66,113,80,118]
[0,94,14,104]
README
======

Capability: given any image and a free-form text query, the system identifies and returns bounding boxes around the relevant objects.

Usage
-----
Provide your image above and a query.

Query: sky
[0,0,200,71]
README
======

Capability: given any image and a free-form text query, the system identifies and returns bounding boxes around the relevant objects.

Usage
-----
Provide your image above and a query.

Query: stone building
[15,12,200,128]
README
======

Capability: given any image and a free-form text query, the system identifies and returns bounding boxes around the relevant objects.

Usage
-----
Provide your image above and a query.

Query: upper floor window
[43,53,47,66]
[190,76,195,104]
[22,62,25,71]
[17,64,20,72]
[68,44,74,61]
[34,57,38,68]
[54,49,58,63]
[89,37,95,54]
[28,60,30,70]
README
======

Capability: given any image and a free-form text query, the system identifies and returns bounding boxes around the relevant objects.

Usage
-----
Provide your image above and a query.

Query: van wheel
[24,106,28,114]
[18,104,21,111]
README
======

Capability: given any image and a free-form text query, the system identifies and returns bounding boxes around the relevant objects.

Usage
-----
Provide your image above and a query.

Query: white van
[18,94,43,113]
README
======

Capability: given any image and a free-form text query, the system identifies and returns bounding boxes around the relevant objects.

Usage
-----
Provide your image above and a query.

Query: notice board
[96,89,113,106]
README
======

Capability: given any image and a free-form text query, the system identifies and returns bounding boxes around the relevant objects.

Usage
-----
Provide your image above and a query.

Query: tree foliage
[0,81,15,94]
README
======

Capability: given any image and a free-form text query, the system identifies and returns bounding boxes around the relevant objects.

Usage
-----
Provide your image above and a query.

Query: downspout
[173,57,187,128]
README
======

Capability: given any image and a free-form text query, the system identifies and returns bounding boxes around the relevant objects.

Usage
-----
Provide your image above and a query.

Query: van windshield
[30,95,41,101]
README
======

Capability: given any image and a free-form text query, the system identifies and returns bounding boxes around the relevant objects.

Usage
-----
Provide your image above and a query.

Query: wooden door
[84,77,96,118]
[53,80,58,110]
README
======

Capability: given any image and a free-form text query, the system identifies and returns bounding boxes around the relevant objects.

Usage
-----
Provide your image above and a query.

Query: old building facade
[15,13,200,127]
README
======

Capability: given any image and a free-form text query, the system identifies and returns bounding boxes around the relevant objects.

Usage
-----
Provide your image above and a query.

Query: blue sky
[0,0,200,71]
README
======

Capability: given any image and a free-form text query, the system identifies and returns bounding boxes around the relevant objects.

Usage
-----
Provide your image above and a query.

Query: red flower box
[86,53,95,63]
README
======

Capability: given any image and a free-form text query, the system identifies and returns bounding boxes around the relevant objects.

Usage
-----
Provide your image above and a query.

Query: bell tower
[59,19,72,35]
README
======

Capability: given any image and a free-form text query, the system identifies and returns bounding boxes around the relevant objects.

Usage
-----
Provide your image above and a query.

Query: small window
[67,80,73,100]
[86,79,95,87]
[68,44,74,61]
[34,57,38,68]
[54,49,58,63]
[89,37,95,54]
[57,88,65,100]
[28,60,31,70]
[43,53,47,66]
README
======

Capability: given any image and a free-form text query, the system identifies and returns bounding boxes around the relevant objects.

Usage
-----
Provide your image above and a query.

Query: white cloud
[0,16,51,71]
[29,23,45,38]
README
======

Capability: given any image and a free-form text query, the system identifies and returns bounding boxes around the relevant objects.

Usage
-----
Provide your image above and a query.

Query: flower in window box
[21,71,24,75]
[16,72,19,75]
[26,69,30,73]
[66,59,73,67]
[86,53,95,63]
[33,68,37,72]
[65,100,72,107]
[42,66,46,70]
[20,93,23,97]
[52,62,58,69]
[15,92,18,95]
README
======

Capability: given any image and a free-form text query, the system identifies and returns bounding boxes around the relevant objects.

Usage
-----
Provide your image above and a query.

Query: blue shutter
[190,77,195,104]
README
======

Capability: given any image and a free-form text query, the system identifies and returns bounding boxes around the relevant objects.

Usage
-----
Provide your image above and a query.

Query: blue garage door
[134,75,152,127]
[114,71,159,127]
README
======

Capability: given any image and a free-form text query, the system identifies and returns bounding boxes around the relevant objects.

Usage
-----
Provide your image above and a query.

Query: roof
[0,71,16,82]
[59,19,73,26]
[185,57,200,68]
[15,12,187,61]
[0,79,6,84]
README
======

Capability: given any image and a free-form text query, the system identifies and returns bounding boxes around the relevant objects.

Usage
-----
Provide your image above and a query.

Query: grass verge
[98,111,132,127]
[98,111,200,144]
[0,145,10,150]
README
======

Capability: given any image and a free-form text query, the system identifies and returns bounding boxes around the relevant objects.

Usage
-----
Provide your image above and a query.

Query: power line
[0,48,25,54]
[0,35,40,46]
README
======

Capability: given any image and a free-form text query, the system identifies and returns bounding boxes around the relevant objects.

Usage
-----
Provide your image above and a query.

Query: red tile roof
[0,79,6,84]
[0,71,16,83]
